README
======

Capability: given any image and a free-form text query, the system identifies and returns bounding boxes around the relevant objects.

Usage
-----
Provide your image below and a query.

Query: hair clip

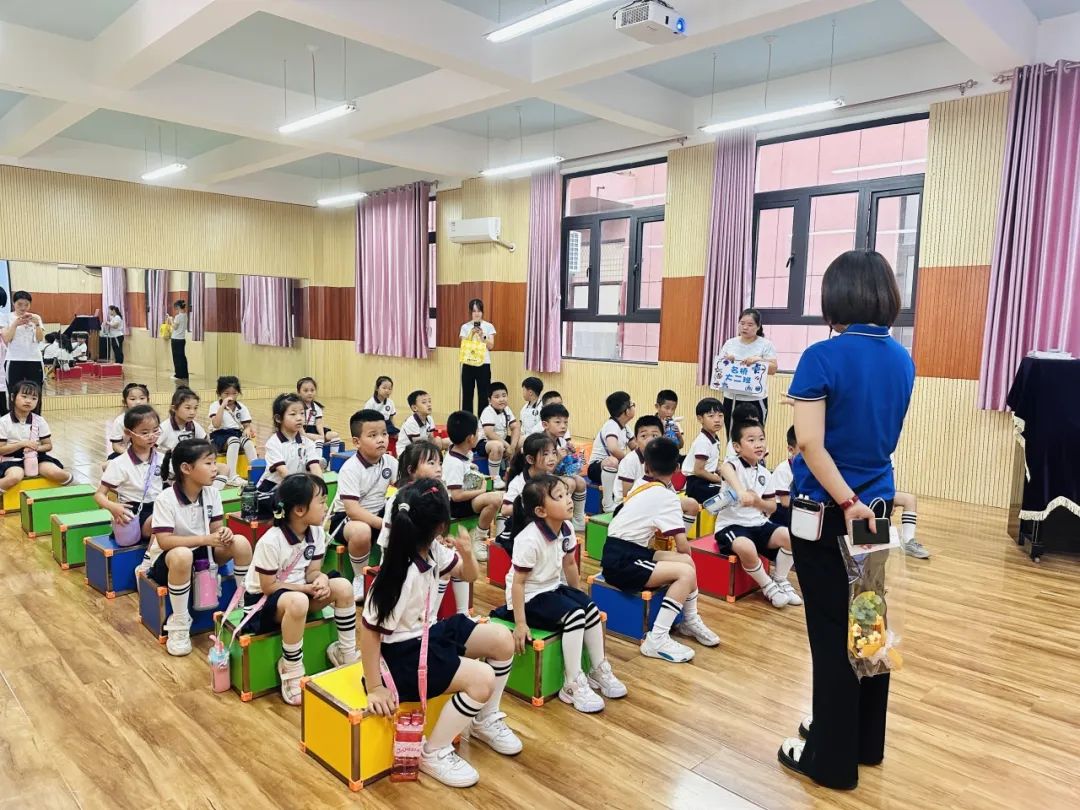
[398,502,411,513]
[272,501,285,520]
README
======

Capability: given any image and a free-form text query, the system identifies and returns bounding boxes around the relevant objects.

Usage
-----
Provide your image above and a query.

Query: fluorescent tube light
[141,162,187,181]
[279,103,356,134]
[700,98,845,134]
[317,190,368,207]
[481,155,564,177]
[832,158,926,175]
[617,192,666,203]
[486,0,611,42]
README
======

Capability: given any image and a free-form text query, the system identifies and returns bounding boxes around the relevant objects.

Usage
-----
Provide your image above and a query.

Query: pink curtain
[189,272,205,341]
[697,130,756,384]
[979,61,1080,410]
[241,275,295,347]
[355,181,430,358]
[101,266,129,335]
[146,268,169,335]
[525,168,563,372]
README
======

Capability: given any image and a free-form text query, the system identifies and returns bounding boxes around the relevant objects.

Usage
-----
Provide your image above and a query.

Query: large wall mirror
[0,260,308,398]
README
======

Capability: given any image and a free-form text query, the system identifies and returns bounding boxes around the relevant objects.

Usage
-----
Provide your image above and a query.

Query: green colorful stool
[21,484,97,538]
[51,509,113,569]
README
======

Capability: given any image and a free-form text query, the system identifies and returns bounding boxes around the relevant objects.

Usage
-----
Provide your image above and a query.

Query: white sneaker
[674,614,721,647]
[572,516,587,533]
[559,672,605,713]
[419,745,479,788]
[799,714,813,738]
[164,614,193,656]
[471,532,489,562]
[326,640,359,667]
[762,580,790,608]
[468,711,522,755]
[351,576,365,605]
[776,579,803,606]
[586,659,627,699]
[491,478,506,490]
[277,657,304,705]
[640,632,695,663]
[228,475,247,488]
[903,538,931,559]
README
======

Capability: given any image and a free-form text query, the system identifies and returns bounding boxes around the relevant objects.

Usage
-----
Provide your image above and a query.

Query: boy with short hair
[588,391,637,513]
[681,397,725,506]
[330,409,399,603]
[479,381,520,489]
[716,418,801,609]
[445,410,504,561]
[541,401,587,532]
[617,415,700,532]
[521,377,544,436]
[541,390,562,407]
[602,437,720,662]
[655,390,684,451]
[397,389,449,453]
[769,425,797,527]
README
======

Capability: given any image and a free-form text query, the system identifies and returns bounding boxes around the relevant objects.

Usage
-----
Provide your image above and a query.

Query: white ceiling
[0,0,1074,207]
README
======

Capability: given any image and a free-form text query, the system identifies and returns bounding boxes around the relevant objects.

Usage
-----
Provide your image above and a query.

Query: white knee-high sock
[561,608,586,681]
[232,565,248,592]
[601,468,618,512]
[478,657,512,720]
[451,579,470,614]
[242,438,258,462]
[773,548,794,580]
[902,511,917,542]
[334,605,357,653]
[225,440,240,478]
[427,693,484,751]
[572,490,586,523]
[168,579,191,620]
[682,589,699,619]
[582,603,605,666]
[743,560,772,588]
[650,596,682,638]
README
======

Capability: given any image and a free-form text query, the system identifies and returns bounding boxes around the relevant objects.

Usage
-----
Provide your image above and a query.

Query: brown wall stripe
[911,264,992,379]
[296,286,354,341]
[659,276,704,363]
[125,291,147,328]
[435,281,526,353]
[203,287,239,334]
[23,292,99,327]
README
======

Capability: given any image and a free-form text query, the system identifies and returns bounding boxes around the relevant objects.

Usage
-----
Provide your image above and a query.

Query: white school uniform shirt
[589,418,632,463]
[442,450,473,494]
[302,401,324,430]
[520,401,542,436]
[208,400,252,431]
[101,446,165,505]
[606,478,685,548]
[480,405,516,441]
[43,344,62,362]
[505,519,577,608]
[459,320,496,366]
[246,525,326,595]
[71,342,87,361]
[334,452,397,514]
[0,412,50,462]
[105,413,127,454]
[361,542,460,643]
[682,429,722,477]
[6,317,43,362]
[364,397,397,422]
[157,416,208,452]
[714,455,774,530]
[148,484,223,566]
[502,470,531,507]
[770,459,794,498]
[262,431,321,487]
[614,450,646,502]
[397,413,435,451]
[717,336,776,402]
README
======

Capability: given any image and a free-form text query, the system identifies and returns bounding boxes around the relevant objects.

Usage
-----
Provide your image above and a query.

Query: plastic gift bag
[555,449,584,477]
[840,520,907,678]
[458,338,486,367]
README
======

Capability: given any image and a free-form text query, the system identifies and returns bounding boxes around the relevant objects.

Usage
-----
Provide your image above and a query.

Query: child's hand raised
[451,525,473,558]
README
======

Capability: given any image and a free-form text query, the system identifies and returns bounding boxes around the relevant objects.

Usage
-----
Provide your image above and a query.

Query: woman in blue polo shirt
[778,251,915,790]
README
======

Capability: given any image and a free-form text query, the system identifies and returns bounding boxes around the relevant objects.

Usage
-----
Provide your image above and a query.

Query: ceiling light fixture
[317,189,367,207]
[486,0,612,42]
[481,155,564,178]
[279,102,356,134]
[832,158,925,175]
[700,98,845,134]
[141,162,187,181]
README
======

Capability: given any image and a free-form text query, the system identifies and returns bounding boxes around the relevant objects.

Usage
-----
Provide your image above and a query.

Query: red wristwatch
[838,494,860,511]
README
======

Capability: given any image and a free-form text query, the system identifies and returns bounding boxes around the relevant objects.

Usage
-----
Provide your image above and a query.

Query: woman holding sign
[715,308,777,438]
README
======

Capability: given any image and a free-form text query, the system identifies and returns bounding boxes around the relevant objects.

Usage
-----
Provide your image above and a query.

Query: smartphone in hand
[851,518,891,546]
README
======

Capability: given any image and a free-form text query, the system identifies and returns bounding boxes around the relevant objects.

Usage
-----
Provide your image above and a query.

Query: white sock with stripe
[333,605,357,653]
[426,693,484,751]
[902,511,917,542]
[583,603,605,665]
[682,589,700,619]
[477,657,513,720]
[743,560,773,589]
[600,468,618,512]
[773,549,794,581]
[168,579,191,620]
[451,578,470,615]
[650,596,682,638]
[232,565,248,592]
[560,608,586,681]
[572,490,586,523]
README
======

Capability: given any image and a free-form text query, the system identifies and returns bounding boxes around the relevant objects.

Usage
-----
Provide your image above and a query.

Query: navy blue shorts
[327,511,381,549]
[600,536,657,592]
[0,453,63,476]
[684,476,721,505]
[474,439,488,458]
[492,585,593,632]
[716,521,783,561]
[450,498,475,520]
[210,428,243,452]
[772,503,791,528]
[376,614,477,702]
[148,545,212,586]
[587,460,603,485]
[241,571,344,635]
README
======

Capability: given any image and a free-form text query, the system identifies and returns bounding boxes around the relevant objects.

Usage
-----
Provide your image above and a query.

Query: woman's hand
[844,500,878,536]
[742,355,761,366]
[513,623,530,655]
[724,353,736,362]
[366,684,398,717]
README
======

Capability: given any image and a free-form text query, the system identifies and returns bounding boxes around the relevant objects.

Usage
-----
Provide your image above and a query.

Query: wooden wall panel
[203,288,239,333]
[25,293,98,326]
[659,276,704,363]
[487,282,526,353]
[912,265,992,378]
[663,143,715,278]
[126,292,146,328]
[436,282,488,347]
[296,286,354,341]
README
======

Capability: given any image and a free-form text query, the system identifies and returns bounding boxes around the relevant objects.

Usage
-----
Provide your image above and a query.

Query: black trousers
[460,362,490,417]
[723,396,768,439]
[171,339,188,380]
[790,502,891,789]
[8,360,44,415]
[98,335,124,364]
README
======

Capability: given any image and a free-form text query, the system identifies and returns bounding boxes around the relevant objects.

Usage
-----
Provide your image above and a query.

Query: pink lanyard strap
[215,540,308,645]
[379,567,434,713]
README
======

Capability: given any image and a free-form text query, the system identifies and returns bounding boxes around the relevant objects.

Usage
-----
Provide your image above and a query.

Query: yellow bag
[459,337,486,367]
[159,322,172,339]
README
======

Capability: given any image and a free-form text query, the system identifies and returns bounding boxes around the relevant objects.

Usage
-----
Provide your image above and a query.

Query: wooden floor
[45,363,212,398]
[3,397,1079,810]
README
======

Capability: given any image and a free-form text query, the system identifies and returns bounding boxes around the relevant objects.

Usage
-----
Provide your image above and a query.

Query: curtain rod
[837,79,978,111]
[994,60,1079,83]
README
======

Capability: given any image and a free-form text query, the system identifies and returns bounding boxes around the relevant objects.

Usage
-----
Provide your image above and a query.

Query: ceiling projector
[615,1,687,44]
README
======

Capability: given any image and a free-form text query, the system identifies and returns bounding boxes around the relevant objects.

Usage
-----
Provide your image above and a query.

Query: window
[428,197,437,350]
[752,117,926,370]
[561,160,666,363]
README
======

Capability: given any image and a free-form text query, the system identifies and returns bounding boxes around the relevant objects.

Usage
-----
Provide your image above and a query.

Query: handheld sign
[710,357,768,395]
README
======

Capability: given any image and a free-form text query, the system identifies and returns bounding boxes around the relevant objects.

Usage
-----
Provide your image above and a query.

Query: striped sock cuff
[282,642,303,663]
[168,582,191,596]
[661,597,682,613]
[683,513,696,526]
[743,562,763,575]
[572,491,586,501]
[451,692,485,718]
[778,549,793,557]
[488,658,513,677]
[438,582,448,593]
[334,607,357,630]
[349,554,369,569]
[232,566,249,577]
[901,512,917,524]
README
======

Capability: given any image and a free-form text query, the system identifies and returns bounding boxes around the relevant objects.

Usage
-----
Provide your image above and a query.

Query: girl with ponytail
[361,479,523,788]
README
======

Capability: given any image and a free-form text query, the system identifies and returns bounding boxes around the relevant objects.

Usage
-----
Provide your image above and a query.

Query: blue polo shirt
[789,324,914,504]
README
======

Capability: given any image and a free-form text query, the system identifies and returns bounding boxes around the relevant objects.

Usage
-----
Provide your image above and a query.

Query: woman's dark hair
[296,376,317,392]
[394,440,443,487]
[821,250,902,328]
[108,305,121,317]
[124,404,160,431]
[216,375,241,396]
[0,288,7,308]
[373,375,393,400]
[170,386,199,412]
[12,290,31,304]
[510,474,564,542]
[171,438,215,483]
[274,473,328,528]
[174,300,186,310]
[272,393,304,429]
[642,437,680,476]
[369,479,450,625]
[731,417,764,444]
[468,298,484,315]
[740,307,765,338]
[508,433,556,483]
[122,382,150,404]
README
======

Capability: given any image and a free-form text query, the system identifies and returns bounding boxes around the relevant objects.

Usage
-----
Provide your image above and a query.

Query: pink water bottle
[23,419,38,477]
[208,637,230,692]
[390,710,425,781]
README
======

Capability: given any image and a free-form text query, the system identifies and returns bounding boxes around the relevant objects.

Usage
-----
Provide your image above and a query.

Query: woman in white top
[2,291,45,415]
[714,308,777,438]
[168,300,189,381]
[459,298,496,417]
[0,287,8,415]
[101,305,125,364]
